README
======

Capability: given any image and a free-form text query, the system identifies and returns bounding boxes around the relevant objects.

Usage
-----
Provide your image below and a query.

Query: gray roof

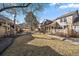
[0,15,14,24]
[55,10,78,20]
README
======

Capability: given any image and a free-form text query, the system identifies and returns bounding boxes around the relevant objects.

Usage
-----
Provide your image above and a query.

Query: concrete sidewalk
[48,35,79,45]
[65,38,79,45]
[48,35,65,40]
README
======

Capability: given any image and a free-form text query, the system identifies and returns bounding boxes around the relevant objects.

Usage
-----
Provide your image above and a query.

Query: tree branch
[0,3,31,12]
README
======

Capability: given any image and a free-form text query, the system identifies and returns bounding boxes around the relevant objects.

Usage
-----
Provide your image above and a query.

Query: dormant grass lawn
[2,33,79,56]
[32,33,49,39]
[32,34,79,56]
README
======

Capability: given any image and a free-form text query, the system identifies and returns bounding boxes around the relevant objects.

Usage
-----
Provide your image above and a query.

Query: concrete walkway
[48,35,79,45]
[48,35,65,40]
[65,38,79,45]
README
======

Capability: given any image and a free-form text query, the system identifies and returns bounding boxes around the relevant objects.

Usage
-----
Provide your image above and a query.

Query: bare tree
[0,3,31,34]
[25,12,39,31]
[0,3,62,33]
[0,3,31,12]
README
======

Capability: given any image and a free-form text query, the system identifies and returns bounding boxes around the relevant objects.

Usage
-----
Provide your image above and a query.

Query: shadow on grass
[21,45,62,56]
[1,32,62,56]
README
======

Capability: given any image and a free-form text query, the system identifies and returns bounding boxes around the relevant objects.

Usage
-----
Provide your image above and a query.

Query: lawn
[2,34,79,56]
[32,33,49,39]
[32,34,79,56]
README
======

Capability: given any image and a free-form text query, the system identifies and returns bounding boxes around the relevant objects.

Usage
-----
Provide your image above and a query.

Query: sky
[1,3,79,24]
[37,3,79,23]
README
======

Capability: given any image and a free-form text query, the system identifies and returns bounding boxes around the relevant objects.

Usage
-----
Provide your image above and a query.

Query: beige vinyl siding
[0,26,6,37]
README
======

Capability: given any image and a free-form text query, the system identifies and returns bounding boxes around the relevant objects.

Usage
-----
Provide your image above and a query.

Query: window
[60,19,63,22]
[8,27,10,30]
[64,17,67,22]
[0,23,2,26]
[60,17,67,22]
[52,26,53,29]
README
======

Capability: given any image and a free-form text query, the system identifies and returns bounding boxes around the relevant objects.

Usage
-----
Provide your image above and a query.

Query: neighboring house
[54,10,79,37]
[73,16,79,32]
[72,18,79,37]
[19,23,30,32]
[0,15,19,37]
[0,15,14,37]
[40,10,79,37]
[40,19,52,33]
[73,22,79,32]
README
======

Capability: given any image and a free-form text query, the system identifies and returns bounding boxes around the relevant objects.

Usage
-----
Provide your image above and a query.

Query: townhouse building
[0,15,20,37]
[41,10,79,37]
